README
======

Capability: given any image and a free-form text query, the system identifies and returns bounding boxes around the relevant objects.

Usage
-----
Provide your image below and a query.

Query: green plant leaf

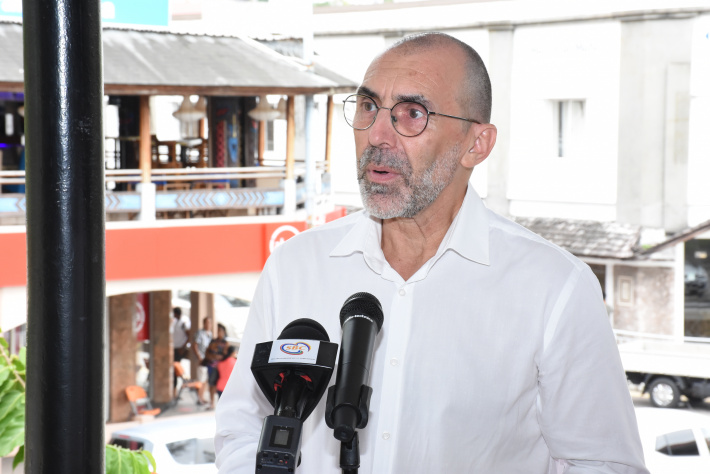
[120,448,135,473]
[18,347,26,366]
[12,355,25,372]
[105,445,119,474]
[0,338,8,350]
[0,365,11,386]
[142,449,156,472]
[0,390,23,424]
[0,417,25,457]
[13,444,24,469]
[132,451,149,474]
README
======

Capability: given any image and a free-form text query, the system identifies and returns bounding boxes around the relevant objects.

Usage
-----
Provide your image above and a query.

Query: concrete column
[485,26,514,216]
[189,291,214,379]
[138,96,156,221]
[150,291,173,404]
[108,294,136,422]
[662,63,690,233]
[616,19,692,228]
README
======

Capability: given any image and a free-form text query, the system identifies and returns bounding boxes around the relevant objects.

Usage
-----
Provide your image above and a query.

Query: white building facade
[311,0,710,233]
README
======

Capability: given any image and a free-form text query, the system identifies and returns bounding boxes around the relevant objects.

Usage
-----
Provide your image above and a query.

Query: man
[172,307,191,362]
[206,323,230,410]
[192,316,213,405]
[215,33,647,473]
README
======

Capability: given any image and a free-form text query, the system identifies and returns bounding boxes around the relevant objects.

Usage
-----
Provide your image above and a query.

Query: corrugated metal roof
[0,22,357,95]
[514,216,642,259]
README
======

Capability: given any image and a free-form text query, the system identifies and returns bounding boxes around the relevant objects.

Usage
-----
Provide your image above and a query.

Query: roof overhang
[0,22,357,96]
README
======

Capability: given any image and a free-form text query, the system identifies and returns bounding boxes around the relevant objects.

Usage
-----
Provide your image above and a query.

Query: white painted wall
[688,14,710,226]
[507,21,620,220]
[0,286,26,332]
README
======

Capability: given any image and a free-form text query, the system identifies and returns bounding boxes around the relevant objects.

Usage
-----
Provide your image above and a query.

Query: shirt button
[390,358,399,366]
[382,432,391,440]
[398,289,406,296]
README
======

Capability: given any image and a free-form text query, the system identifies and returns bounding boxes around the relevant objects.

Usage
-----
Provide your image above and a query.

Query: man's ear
[461,125,497,169]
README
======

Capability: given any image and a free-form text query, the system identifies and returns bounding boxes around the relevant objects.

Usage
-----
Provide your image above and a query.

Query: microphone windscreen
[339,292,384,331]
[278,318,330,342]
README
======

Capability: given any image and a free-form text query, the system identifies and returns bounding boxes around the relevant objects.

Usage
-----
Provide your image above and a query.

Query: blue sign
[0,0,169,27]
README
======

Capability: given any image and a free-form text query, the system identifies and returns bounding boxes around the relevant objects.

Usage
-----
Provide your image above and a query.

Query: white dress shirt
[215,186,648,473]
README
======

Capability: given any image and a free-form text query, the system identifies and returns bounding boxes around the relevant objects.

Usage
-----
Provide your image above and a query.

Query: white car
[172,290,250,346]
[635,407,710,473]
[109,414,217,474]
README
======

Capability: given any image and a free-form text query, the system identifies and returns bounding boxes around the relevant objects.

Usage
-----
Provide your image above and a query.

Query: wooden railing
[0,163,326,186]
[0,164,331,219]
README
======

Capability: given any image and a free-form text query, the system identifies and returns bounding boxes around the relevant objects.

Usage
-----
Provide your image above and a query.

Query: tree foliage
[0,335,25,469]
[106,444,157,474]
[0,331,156,473]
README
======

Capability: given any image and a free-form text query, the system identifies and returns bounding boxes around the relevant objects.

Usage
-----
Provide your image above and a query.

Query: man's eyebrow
[356,87,434,109]
[394,93,433,110]
[356,86,379,100]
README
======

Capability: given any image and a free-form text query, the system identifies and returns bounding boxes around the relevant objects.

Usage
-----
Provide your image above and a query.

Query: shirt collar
[444,185,490,266]
[329,183,490,271]
[330,212,387,274]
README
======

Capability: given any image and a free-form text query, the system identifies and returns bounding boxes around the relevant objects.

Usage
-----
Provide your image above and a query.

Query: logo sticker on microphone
[269,339,321,365]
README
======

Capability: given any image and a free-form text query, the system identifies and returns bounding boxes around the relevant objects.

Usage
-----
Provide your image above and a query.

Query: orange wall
[0,208,346,287]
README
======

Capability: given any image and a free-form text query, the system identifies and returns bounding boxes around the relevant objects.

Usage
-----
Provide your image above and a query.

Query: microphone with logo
[251,318,338,473]
[325,292,384,474]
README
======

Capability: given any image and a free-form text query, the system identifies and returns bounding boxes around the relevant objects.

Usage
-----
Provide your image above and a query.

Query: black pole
[23,0,105,472]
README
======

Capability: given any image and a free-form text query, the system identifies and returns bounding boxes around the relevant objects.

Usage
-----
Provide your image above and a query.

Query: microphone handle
[333,317,378,435]
[276,372,309,419]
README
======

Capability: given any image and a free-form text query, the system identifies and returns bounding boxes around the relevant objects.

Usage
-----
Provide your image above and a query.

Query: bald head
[385,32,492,124]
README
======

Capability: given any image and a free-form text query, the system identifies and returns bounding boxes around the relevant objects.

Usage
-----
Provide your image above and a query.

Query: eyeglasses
[343,94,480,137]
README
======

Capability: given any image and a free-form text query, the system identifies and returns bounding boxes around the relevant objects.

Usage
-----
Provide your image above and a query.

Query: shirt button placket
[373,284,411,472]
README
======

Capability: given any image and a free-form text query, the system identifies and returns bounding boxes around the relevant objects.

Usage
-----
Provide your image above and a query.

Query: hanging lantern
[248,95,280,122]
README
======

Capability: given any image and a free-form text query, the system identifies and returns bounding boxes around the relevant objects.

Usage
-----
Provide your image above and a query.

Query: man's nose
[367,107,397,147]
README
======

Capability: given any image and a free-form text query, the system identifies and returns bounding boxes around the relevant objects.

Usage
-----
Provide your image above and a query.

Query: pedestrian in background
[205,323,229,409]
[216,345,237,398]
[192,315,213,405]
[172,307,191,362]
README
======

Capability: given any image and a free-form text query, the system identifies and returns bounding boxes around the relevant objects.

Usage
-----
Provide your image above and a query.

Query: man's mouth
[366,167,400,184]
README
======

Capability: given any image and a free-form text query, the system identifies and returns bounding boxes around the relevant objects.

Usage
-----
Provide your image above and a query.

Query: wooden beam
[286,96,295,180]
[139,96,152,183]
[103,84,354,97]
[325,95,334,173]
[258,120,266,167]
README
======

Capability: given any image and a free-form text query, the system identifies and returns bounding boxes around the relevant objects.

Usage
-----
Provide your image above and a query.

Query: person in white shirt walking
[215,32,648,473]
[192,316,213,405]
[172,307,191,362]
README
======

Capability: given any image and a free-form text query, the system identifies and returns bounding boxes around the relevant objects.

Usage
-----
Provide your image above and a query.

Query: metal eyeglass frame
[343,94,481,137]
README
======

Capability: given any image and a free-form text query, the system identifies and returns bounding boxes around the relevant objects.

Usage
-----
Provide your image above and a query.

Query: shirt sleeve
[214,260,279,473]
[537,265,649,473]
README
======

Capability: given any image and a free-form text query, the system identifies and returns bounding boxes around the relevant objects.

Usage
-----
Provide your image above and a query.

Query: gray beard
[357,145,460,219]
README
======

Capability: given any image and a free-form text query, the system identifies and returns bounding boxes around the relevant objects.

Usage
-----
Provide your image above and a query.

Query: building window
[552,100,585,158]
[618,276,634,307]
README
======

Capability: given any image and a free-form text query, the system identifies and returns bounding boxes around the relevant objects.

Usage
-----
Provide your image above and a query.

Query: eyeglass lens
[344,95,429,137]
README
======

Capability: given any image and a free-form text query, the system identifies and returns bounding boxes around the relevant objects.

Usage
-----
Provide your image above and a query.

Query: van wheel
[648,378,680,408]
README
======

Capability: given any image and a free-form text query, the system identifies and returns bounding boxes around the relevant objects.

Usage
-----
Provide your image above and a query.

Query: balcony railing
[0,164,331,222]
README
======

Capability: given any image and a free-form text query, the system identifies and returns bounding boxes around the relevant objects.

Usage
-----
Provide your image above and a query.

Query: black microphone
[325,292,384,443]
[251,318,338,473]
